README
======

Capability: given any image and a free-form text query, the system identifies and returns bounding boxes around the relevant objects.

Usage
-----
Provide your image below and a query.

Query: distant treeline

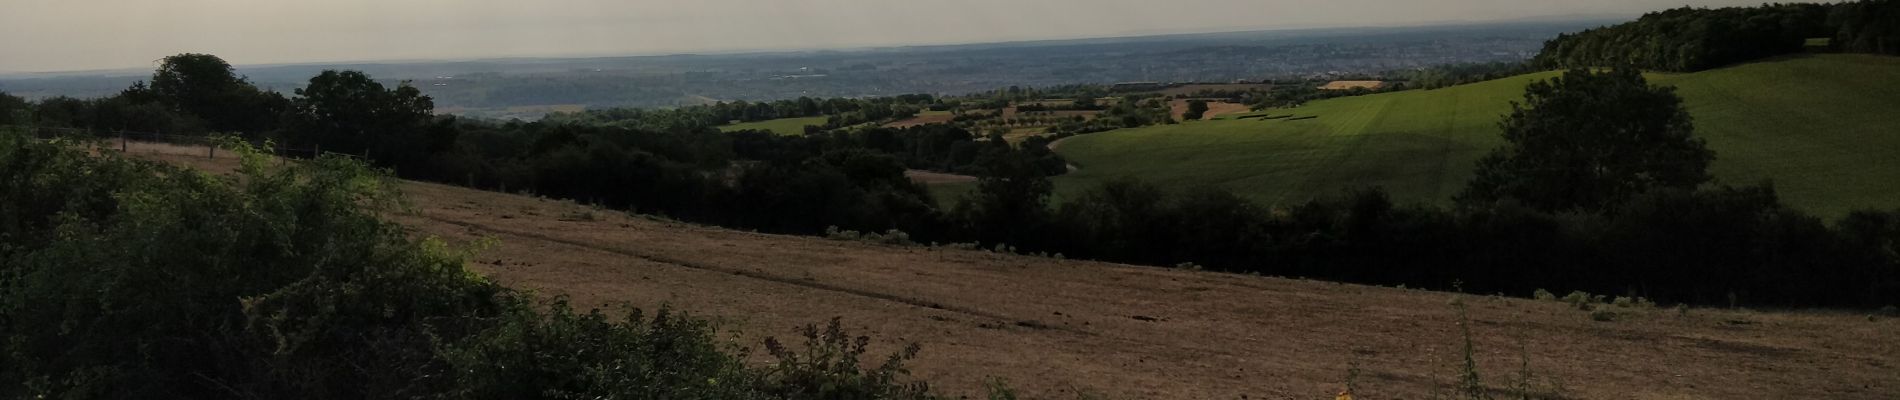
[0,54,1065,241]
[1535,1,1899,72]
[1389,62,1539,90]
[546,94,937,133]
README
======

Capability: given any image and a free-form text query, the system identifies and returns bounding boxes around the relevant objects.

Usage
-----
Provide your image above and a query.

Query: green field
[1042,55,1900,217]
[718,116,829,136]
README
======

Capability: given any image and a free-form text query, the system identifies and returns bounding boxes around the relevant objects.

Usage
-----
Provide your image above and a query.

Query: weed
[1532,289,1556,301]
[760,318,934,399]
[560,209,599,221]
[1560,291,1594,310]
[1344,351,1364,397]
[986,378,1019,400]
[1452,297,1488,400]
[823,226,916,246]
[1589,308,1619,322]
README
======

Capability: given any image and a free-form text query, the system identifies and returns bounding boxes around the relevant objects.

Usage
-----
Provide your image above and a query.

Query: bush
[0,137,943,399]
[1590,308,1620,322]
[1561,291,1595,310]
[759,318,935,400]
[1533,289,1557,301]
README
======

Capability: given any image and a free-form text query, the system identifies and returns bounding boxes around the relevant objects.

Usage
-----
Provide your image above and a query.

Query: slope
[126,147,1900,399]
[1054,54,1900,217]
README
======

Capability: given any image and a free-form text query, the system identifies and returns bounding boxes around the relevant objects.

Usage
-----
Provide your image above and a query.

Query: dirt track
[136,150,1900,400]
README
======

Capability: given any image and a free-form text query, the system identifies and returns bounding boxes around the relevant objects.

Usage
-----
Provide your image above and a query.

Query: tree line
[1534,1,1898,72]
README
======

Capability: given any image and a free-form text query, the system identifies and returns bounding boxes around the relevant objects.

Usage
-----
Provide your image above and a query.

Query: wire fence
[4,125,334,160]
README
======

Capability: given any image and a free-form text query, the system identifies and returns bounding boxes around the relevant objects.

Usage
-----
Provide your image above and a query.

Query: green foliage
[1451,297,1487,400]
[434,300,763,399]
[1830,0,1900,55]
[1532,289,1556,301]
[0,91,26,125]
[1589,308,1620,322]
[288,70,456,168]
[759,318,936,400]
[954,152,1056,248]
[1460,68,1712,213]
[1183,100,1210,120]
[1534,4,1831,72]
[984,379,1020,400]
[147,53,288,135]
[0,136,941,399]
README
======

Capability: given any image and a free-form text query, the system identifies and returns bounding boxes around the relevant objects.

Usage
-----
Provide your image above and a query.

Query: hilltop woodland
[5,2,1900,309]
[1535,1,1900,71]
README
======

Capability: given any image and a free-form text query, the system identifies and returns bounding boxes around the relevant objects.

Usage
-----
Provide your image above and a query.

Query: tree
[147,53,286,135]
[1183,100,1210,120]
[1459,68,1713,213]
[0,91,26,126]
[288,70,453,169]
[1832,0,1900,55]
[953,152,1055,248]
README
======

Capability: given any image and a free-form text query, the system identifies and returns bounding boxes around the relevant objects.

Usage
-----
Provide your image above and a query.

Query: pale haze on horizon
[3,0,1773,73]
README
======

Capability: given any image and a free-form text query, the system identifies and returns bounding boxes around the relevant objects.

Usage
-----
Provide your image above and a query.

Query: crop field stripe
[1282,96,1397,204]
[1052,56,1900,217]
[416,213,1099,336]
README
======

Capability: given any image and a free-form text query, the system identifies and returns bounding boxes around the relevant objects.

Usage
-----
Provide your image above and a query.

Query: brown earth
[885,113,958,128]
[128,148,1900,400]
[1171,99,1251,121]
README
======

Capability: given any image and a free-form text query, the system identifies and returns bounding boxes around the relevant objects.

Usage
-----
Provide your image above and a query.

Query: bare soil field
[130,148,1900,400]
[1171,99,1251,120]
[1320,81,1387,91]
[885,112,958,128]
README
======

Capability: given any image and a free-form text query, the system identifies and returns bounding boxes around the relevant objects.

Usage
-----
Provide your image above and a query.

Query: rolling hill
[121,147,1900,399]
[1052,54,1900,217]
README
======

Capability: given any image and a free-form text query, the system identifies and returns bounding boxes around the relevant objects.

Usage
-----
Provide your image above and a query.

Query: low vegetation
[0,135,943,398]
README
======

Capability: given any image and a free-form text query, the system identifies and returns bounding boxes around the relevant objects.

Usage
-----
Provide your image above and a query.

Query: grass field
[718,116,829,136]
[1047,54,1900,217]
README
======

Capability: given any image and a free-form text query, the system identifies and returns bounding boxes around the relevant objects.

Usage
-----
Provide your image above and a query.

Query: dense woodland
[1535,1,1899,71]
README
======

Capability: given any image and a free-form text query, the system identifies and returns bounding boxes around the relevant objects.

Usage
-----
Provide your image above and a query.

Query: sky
[2,0,1774,73]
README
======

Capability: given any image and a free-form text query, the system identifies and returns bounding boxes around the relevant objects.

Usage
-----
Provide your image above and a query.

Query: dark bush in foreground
[0,135,939,399]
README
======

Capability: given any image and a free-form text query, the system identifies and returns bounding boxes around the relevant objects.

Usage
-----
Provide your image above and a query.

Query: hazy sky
[2,0,1772,72]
